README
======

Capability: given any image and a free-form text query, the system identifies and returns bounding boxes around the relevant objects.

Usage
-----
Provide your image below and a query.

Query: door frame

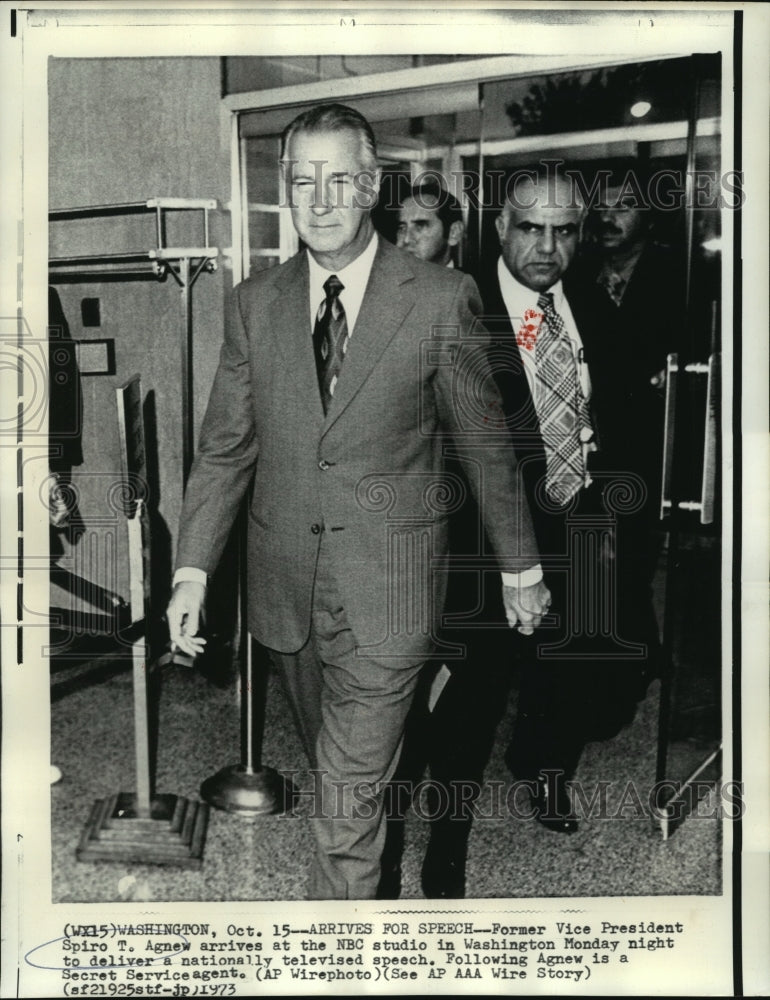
[224,51,700,282]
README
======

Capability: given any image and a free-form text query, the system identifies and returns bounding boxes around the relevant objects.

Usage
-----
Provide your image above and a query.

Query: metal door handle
[659,352,718,524]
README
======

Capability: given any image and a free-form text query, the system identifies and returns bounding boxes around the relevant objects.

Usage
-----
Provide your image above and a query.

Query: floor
[50,648,722,904]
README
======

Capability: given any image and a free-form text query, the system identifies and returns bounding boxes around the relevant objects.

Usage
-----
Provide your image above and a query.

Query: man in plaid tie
[378,167,599,899]
[383,171,591,893]
[464,163,659,837]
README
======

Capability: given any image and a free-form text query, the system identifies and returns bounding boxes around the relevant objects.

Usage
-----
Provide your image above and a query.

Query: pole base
[76,792,209,868]
[200,764,295,816]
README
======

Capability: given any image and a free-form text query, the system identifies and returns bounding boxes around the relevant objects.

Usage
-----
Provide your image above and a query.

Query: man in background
[567,158,684,543]
[396,180,464,268]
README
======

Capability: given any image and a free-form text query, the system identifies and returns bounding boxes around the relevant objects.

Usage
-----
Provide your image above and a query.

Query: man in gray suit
[167,103,550,899]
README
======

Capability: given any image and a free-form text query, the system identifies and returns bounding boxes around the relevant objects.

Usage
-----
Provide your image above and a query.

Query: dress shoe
[530,771,578,835]
[421,837,467,899]
[420,815,471,899]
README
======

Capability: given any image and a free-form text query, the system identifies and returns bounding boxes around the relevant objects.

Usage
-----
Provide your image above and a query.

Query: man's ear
[368,167,382,210]
[355,166,381,210]
[280,159,297,208]
[364,167,382,200]
[448,220,464,247]
[494,213,506,243]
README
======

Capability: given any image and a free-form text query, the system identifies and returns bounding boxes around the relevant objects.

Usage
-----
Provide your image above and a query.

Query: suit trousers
[385,567,512,815]
[386,481,659,844]
[272,536,424,900]
[508,482,660,782]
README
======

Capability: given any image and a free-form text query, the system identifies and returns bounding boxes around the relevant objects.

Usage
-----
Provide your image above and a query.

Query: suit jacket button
[310,523,321,534]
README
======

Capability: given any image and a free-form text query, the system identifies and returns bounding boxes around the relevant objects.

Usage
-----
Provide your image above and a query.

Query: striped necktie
[313,275,349,414]
[535,291,592,505]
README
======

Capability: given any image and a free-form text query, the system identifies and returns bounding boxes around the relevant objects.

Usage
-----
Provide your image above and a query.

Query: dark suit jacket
[477,258,674,560]
[565,242,682,508]
[474,270,569,565]
[176,239,538,657]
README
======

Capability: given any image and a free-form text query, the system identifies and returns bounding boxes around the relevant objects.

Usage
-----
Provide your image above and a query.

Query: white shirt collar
[307,232,378,335]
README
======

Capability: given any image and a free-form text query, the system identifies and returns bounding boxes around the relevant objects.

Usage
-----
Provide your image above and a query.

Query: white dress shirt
[307,231,378,335]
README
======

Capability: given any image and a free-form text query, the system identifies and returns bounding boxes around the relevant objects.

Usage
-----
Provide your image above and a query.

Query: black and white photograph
[1,3,768,996]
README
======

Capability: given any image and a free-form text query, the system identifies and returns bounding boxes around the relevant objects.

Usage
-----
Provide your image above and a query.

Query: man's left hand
[502,579,552,636]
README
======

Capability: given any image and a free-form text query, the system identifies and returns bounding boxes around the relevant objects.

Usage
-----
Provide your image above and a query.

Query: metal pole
[200,532,291,813]
[241,635,255,773]
[683,56,701,324]
[654,55,709,818]
[179,258,193,484]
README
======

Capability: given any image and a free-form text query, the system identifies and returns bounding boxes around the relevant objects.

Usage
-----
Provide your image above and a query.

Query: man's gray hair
[503,161,587,217]
[280,102,379,170]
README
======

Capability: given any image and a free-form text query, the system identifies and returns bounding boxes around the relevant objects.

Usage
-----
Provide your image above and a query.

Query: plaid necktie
[535,292,592,505]
[313,275,349,414]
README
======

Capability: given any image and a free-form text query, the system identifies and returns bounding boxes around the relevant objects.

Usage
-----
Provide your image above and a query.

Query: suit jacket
[474,264,664,752]
[565,242,681,503]
[475,270,564,562]
[176,239,538,657]
[477,259,671,566]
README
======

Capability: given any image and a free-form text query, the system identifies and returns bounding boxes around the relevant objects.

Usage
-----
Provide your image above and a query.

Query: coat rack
[49,198,219,483]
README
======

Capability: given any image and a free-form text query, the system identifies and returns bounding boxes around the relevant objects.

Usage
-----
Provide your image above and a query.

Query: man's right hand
[166,581,207,657]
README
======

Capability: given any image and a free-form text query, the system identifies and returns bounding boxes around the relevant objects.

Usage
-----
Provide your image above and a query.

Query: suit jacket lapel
[479,272,545,462]
[321,239,416,434]
[269,253,325,417]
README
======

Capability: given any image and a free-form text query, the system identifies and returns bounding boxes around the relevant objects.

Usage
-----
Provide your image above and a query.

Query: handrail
[49,198,219,270]
[49,197,217,220]
[48,199,219,481]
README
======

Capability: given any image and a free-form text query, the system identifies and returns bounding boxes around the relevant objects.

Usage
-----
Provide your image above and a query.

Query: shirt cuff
[173,567,208,588]
[502,564,543,588]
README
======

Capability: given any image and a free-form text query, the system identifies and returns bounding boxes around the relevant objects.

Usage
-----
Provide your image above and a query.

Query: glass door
[473,55,724,836]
